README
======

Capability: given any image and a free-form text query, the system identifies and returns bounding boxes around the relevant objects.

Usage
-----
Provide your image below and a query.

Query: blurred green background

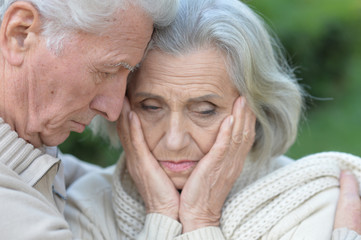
[59,0,361,167]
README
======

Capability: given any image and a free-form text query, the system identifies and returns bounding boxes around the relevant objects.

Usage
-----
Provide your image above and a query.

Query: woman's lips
[160,161,197,172]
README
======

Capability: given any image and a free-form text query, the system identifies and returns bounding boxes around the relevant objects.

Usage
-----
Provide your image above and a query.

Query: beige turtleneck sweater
[0,118,72,240]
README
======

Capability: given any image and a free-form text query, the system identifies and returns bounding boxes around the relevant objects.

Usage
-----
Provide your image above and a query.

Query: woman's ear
[0,1,42,66]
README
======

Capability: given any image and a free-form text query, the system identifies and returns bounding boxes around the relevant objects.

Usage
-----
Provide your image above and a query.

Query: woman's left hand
[178,96,256,233]
[334,171,361,234]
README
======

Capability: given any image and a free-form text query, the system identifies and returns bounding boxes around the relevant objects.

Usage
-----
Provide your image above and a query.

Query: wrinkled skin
[0,2,153,147]
[118,48,256,232]
[117,48,361,233]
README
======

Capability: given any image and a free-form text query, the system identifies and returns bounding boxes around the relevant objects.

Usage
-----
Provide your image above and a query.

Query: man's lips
[159,160,198,172]
[71,121,87,133]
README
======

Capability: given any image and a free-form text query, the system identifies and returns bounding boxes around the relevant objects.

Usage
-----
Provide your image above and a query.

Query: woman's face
[127,48,239,189]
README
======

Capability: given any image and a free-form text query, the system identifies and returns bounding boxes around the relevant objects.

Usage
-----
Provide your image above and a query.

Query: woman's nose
[164,112,190,151]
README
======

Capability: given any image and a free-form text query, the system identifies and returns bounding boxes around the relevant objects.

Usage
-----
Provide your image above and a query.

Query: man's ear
[0,2,42,66]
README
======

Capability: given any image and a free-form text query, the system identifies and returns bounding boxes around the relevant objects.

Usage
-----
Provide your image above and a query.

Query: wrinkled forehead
[129,48,231,85]
[127,48,238,100]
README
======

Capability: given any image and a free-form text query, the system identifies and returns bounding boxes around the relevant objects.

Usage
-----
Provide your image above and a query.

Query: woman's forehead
[130,48,235,93]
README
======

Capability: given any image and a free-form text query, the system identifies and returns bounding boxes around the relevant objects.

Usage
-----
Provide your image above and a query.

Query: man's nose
[90,78,127,121]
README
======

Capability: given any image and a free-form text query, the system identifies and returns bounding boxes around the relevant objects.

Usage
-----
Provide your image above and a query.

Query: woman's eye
[141,105,161,111]
[140,100,162,112]
[190,102,217,116]
[199,109,216,115]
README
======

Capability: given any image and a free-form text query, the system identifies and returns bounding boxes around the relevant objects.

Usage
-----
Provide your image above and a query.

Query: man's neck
[0,56,40,147]
[0,57,15,130]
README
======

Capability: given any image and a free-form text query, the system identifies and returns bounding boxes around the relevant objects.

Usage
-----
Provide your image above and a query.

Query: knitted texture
[333,228,361,240]
[221,152,361,239]
[112,155,146,239]
[0,118,59,186]
[0,118,42,175]
[111,152,361,239]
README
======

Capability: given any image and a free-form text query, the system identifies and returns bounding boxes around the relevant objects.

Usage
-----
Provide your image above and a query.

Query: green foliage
[59,0,361,165]
[246,0,361,158]
[248,0,360,99]
[59,128,120,167]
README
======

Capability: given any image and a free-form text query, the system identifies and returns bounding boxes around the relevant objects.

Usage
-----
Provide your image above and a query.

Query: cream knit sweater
[65,152,361,240]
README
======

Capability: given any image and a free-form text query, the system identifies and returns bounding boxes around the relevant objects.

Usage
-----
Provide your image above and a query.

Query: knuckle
[212,142,229,160]
[232,130,255,144]
[232,133,243,144]
[243,131,250,142]
[217,144,229,158]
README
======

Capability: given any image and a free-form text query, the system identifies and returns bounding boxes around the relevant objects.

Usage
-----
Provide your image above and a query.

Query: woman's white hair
[0,0,178,51]
[97,0,305,163]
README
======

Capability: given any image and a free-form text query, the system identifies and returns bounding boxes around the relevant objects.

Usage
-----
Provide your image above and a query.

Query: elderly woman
[65,0,361,239]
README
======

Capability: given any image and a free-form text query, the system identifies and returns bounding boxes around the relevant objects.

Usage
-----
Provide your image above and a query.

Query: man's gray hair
[0,0,178,50]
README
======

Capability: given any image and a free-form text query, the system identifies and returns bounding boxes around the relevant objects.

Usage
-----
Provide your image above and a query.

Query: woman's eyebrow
[188,94,221,102]
[134,93,221,102]
[134,92,164,100]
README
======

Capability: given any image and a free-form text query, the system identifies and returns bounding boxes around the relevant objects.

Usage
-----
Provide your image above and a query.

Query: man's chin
[39,132,70,147]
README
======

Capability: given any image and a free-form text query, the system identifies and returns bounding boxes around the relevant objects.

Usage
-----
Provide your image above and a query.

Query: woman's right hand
[117,97,180,220]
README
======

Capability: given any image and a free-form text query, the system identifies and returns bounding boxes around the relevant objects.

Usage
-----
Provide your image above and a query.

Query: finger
[340,171,360,197]
[117,97,132,147]
[229,97,256,155]
[128,111,154,161]
[118,97,130,131]
[334,171,361,233]
[241,100,256,146]
[200,115,234,167]
[231,97,246,144]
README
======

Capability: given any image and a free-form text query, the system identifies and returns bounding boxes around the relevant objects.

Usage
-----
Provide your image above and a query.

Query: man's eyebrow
[104,62,139,72]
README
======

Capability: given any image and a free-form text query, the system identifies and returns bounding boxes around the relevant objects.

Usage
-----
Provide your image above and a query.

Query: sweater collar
[0,117,59,186]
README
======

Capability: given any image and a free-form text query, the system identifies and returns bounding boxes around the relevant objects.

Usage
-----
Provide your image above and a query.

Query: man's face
[24,7,153,146]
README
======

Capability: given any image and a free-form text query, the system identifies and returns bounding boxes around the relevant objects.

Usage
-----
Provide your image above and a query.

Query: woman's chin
[171,177,187,190]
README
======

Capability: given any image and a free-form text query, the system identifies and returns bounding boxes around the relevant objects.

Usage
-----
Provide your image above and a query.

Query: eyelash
[141,103,161,111]
[198,109,216,115]
[100,72,111,78]
[140,101,217,117]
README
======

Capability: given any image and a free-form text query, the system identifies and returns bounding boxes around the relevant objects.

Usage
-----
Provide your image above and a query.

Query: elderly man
[0,0,178,239]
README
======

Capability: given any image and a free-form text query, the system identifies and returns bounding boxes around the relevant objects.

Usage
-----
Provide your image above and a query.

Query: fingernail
[229,115,234,126]
[128,111,133,121]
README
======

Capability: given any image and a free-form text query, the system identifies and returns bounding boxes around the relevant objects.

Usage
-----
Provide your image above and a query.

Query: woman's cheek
[193,124,221,154]
[196,112,231,153]
[136,114,163,151]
